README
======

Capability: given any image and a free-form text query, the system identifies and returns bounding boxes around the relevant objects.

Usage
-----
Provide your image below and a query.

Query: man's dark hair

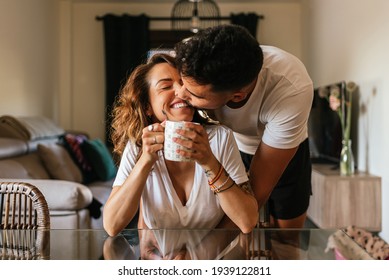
[175,24,263,93]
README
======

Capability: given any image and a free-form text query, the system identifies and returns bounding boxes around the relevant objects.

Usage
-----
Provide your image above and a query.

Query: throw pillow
[61,133,96,183]
[37,143,83,183]
[81,138,117,181]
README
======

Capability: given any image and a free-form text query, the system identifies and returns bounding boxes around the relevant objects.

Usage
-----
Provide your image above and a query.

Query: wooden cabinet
[307,164,381,231]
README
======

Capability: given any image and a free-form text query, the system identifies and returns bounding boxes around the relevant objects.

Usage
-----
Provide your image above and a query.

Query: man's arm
[250,142,298,209]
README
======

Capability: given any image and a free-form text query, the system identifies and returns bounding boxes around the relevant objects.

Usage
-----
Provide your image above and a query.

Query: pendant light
[171,0,220,33]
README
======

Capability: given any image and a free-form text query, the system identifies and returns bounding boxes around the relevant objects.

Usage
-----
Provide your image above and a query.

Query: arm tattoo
[204,168,213,179]
[239,182,255,196]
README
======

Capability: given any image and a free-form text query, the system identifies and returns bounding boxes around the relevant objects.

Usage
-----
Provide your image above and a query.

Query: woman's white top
[113,125,248,229]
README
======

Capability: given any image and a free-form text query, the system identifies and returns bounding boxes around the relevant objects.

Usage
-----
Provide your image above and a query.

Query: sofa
[0,115,116,229]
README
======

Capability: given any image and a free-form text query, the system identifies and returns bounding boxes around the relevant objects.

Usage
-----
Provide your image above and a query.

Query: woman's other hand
[141,122,165,163]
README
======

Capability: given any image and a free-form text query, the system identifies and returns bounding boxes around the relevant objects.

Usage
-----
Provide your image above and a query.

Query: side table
[308,164,381,231]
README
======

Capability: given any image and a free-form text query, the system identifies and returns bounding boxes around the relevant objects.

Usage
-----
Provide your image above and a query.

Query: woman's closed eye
[156,81,174,91]
[156,78,174,90]
[161,85,173,90]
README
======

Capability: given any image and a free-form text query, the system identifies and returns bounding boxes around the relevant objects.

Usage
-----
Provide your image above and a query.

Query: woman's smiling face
[147,62,194,122]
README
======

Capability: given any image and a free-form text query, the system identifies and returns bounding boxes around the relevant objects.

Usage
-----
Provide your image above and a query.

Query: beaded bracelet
[210,175,230,193]
[214,180,235,194]
[208,163,223,186]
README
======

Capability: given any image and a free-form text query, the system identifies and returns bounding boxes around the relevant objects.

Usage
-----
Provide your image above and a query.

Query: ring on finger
[148,124,153,132]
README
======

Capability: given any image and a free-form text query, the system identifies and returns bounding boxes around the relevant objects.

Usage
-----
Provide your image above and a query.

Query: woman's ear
[146,104,153,118]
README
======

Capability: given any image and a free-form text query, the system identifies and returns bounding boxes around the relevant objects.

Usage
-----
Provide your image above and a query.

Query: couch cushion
[81,139,117,181]
[61,133,96,183]
[0,160,31,178]
[0,179,93,211]
[37,143,83,183]
[26,137,61,152]
[0,138,28,159]
[0,115,64,141]
[0,153,51,179]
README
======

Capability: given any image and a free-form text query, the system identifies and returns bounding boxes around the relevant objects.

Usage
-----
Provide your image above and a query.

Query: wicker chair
[0,182,50,230]
[0,182,50,259]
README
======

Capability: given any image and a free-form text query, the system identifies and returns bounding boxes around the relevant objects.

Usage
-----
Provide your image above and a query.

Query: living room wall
[58,0,303,141]
[0,0,302,140]
[0,0,59,119]
[302,0,389,242]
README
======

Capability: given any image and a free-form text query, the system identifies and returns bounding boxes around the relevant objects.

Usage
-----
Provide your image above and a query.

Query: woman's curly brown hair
[110,53,175,156]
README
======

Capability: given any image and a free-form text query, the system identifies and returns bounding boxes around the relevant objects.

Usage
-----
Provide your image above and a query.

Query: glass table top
[0,228,371,260]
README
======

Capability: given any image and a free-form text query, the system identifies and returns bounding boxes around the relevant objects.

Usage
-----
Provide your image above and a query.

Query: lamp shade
[171,0,220,33]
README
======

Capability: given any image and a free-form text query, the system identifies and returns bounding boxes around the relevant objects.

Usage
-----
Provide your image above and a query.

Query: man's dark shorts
[240,138,312,220]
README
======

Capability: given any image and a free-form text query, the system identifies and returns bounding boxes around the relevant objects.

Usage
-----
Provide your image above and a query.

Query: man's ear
[230,91,248,102]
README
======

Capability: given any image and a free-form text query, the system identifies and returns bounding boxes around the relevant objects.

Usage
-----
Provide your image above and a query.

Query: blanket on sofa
[0,115,64,141]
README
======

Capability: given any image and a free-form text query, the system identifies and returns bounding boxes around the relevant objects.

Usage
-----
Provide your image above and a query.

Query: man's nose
[174,85,188,100]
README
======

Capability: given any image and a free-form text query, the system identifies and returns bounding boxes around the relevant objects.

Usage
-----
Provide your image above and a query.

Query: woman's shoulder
[122,140,140,158]
[123,140,138,150]
[205,124,233,139]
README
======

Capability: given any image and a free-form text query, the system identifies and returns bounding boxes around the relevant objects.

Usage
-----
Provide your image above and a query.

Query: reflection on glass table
[103,228,334,260]
[0,229,50,260]
[1,228,382,260]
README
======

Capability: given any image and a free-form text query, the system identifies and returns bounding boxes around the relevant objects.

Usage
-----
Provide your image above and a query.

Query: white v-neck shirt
[113,125,248,229]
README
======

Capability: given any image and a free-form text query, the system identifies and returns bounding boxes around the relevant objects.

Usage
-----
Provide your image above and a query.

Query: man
[174,24,313,228]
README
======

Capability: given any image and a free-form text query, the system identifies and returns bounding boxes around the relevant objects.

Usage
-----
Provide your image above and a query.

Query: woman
[103,53,258,236]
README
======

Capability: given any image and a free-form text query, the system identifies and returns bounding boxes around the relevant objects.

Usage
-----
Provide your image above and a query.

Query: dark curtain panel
[230,13,259,38]
[101,14,150,146]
